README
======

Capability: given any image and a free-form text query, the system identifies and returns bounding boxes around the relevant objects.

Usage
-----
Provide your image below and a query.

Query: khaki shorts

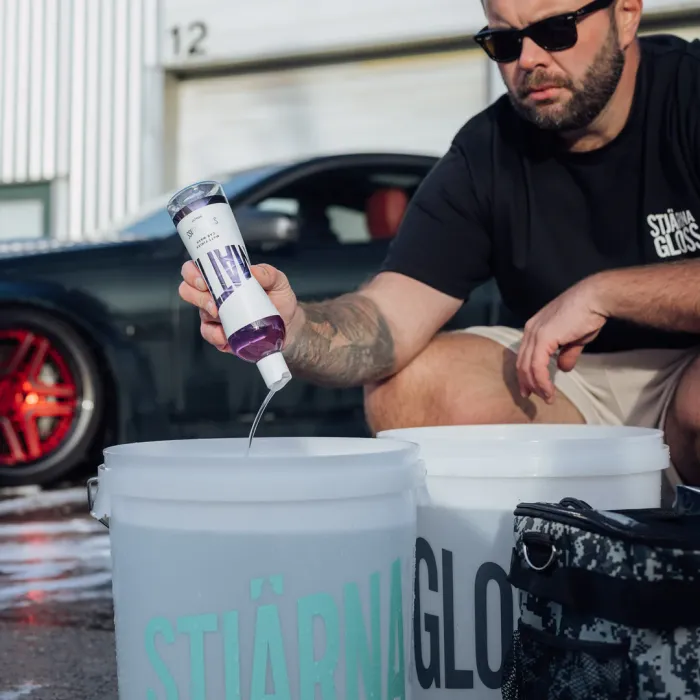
[464,325,700,505]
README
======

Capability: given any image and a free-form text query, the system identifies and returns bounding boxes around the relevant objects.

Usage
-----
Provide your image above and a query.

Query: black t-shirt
[381,34,700,353]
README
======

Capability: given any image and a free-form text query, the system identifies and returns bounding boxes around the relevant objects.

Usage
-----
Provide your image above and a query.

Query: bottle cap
[256,352,292,392]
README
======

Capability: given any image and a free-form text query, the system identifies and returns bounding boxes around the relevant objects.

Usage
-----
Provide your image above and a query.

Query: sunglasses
[474,0,615,63]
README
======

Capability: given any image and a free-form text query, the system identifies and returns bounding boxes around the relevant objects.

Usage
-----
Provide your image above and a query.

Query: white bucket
[376,424,669,700]
[92,436,425,700]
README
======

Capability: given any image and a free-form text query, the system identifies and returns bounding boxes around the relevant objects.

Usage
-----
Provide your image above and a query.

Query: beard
[507,22,625,132]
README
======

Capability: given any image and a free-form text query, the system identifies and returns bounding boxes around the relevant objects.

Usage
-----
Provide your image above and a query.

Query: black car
[0,152,508,487]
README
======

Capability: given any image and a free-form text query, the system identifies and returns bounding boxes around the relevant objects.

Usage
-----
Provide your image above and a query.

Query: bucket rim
[377,424,669,478]
[100,437,425,504]
[103,435,419,464]
[377,424,665,442]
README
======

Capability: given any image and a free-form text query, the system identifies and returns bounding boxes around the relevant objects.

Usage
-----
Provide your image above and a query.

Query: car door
[175,159,427,439]
[178,157,504,440]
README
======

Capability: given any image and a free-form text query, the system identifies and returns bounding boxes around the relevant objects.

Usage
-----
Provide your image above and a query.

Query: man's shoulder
[641,33,700,60]
[641,33,700,83]
[450,95,524,160]
[641,34,700,122]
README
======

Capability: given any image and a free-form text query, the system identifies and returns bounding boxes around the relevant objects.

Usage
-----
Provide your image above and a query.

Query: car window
[114,164,284,238]
[256,197,299,217]
[248,165,427,247]
[327,205,369,244]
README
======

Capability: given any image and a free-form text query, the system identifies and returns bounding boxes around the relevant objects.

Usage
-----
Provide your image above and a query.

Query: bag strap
[508,545,700,630]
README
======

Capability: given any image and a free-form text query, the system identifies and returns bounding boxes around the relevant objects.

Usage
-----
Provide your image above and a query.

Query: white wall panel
[13,0,30,183]
[1,0,19,181]
[0,0,162,241]
[162,0,480,69]
[173,50,489,187]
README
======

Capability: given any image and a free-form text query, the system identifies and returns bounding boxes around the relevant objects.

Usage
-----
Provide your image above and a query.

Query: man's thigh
[464,326,616,425]
[364,326,585,432]
[464,326,698,430]
[440,327,586,424]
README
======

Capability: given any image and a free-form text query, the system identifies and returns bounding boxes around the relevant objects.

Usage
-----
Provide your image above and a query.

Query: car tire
[0,306,105,488]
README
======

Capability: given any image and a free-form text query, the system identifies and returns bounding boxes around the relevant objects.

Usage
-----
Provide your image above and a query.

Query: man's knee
[364,328,586,435]
[364,332,456,433]
[363,330,522,434]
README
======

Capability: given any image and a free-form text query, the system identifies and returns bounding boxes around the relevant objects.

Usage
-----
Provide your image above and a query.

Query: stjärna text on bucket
[143,558,407,700]
[139,546,513,699]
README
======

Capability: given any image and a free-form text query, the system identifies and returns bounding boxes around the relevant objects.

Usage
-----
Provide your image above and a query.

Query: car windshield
[108,163,284,239]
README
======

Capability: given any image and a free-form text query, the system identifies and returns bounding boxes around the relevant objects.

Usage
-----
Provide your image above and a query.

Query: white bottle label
[177,202,282,337]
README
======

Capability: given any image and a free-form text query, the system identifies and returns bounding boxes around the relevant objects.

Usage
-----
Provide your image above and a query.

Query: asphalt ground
[0,483,118,700]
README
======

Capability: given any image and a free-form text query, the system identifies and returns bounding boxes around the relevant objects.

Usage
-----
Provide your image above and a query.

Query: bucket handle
[86,474,109,529]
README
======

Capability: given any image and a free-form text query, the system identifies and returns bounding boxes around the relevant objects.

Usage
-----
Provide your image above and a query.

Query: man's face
[484,0,626,131]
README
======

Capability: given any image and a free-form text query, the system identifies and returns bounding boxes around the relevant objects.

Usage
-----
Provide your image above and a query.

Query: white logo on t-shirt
[647,208,700,258]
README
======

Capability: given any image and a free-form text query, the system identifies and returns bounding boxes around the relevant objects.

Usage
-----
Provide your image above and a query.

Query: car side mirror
[235,206,299,252]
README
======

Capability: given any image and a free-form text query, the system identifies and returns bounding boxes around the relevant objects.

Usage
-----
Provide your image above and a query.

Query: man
[179,0,700,495]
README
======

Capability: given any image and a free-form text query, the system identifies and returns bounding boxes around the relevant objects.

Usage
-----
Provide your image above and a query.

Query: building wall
[0,0,699,245]
[169,50,492,188]
[160,0,700,70]
[161,0,700,192]
[0,0,163,241]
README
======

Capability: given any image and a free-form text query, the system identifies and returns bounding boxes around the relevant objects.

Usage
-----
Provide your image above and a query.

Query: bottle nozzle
[256,353,292,392]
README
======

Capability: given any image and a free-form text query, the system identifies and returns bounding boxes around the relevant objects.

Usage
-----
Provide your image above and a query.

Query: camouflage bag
[501,497,700,700]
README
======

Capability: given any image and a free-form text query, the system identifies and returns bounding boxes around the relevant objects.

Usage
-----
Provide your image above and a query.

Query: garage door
[172,49,489,186]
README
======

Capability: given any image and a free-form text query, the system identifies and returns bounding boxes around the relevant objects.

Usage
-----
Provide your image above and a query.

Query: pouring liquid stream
[246,388,276,455]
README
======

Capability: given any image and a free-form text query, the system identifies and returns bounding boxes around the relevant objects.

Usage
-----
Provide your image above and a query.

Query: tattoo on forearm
[283,294,395,387]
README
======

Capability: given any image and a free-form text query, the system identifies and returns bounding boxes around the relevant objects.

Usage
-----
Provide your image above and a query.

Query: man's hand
[179,260,303,354]
[516,277,609,403]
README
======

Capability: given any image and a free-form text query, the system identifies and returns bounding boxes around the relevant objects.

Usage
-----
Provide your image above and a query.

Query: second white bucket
[377,424,669,700]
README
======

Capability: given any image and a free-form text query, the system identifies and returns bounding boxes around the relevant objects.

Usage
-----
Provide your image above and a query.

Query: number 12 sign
[169,21,208,60]
[160,0,299,70]
[160,0,493,70]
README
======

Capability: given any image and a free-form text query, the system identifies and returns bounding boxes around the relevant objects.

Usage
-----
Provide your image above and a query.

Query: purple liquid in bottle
[168,180,291,392]
[227,314,286,363]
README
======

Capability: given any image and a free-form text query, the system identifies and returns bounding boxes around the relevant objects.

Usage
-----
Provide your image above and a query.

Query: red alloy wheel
[0,329,79,466]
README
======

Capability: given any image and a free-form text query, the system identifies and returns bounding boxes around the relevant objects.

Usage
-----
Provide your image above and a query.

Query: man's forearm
[282,293,396,388]
[594,259,700,333]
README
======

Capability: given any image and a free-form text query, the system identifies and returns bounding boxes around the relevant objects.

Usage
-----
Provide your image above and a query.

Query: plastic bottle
[167,180,292,392]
